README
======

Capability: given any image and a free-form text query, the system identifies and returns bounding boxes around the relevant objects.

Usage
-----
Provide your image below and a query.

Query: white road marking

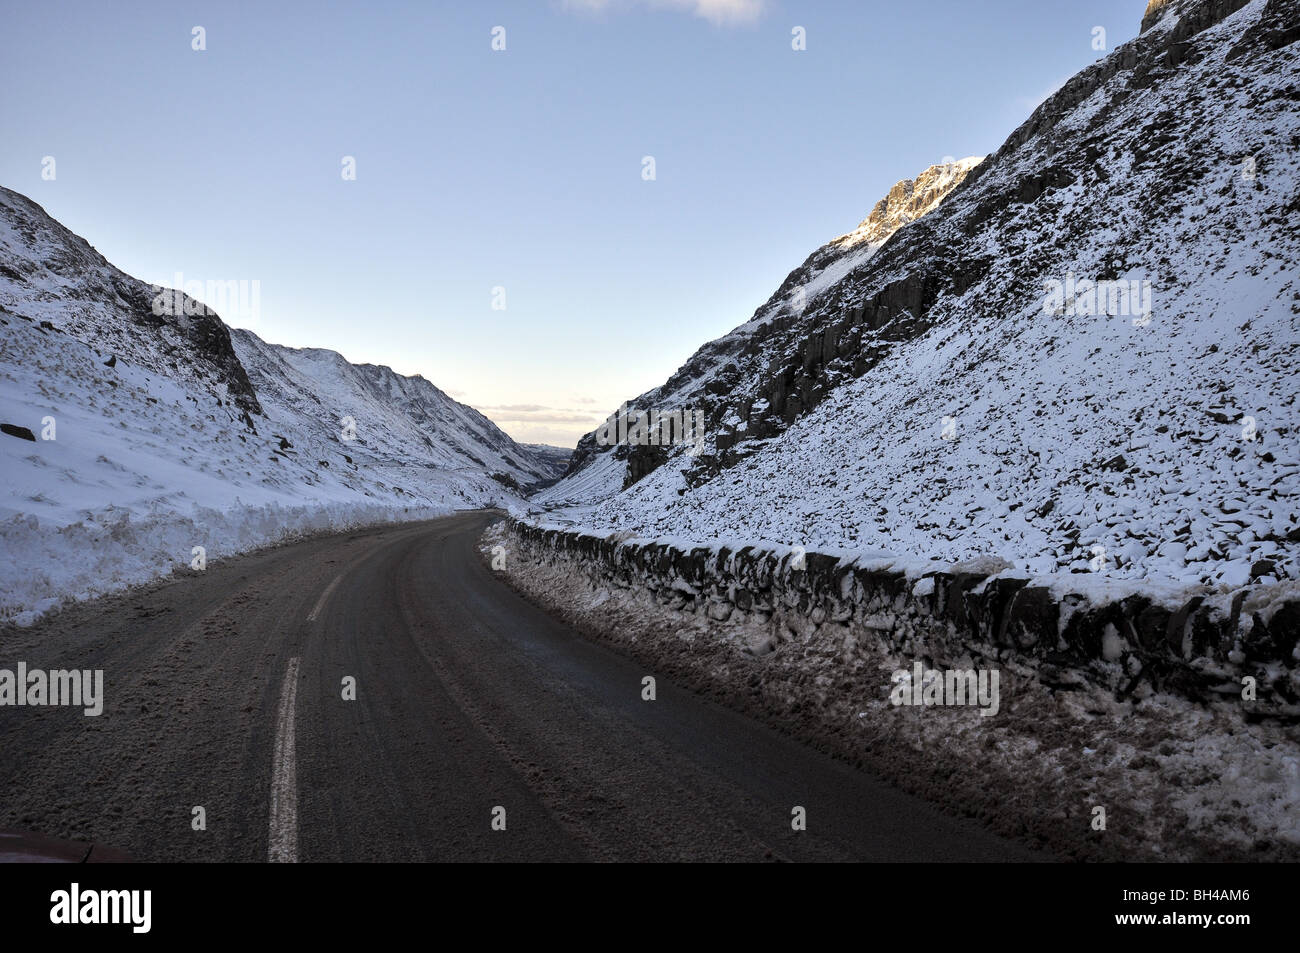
[268,656,301,863]
[307,572,346,622]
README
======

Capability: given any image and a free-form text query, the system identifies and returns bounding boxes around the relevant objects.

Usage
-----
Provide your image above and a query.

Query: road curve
[0,511,1045,862]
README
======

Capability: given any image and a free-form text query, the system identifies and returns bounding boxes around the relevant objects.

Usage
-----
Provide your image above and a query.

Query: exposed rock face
[832,158,983,251]
[1143,0,1256,35]
[1142,0,1176,32]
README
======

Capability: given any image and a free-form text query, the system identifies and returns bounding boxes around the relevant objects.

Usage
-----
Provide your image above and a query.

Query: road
[0,511,1044,862]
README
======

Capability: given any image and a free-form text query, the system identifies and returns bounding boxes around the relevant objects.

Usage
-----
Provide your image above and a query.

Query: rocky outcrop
[1143,0,1254,34]
[1142,0,1177,31]
[830,158,983,250]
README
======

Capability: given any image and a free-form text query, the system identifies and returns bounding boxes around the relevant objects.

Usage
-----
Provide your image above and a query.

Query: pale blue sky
[1,0,1141,445]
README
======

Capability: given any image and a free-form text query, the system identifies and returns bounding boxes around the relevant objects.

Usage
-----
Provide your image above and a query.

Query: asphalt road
[0,511,1043,862]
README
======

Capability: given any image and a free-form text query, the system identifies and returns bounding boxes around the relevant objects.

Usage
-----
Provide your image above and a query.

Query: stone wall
[505,518,1300,715]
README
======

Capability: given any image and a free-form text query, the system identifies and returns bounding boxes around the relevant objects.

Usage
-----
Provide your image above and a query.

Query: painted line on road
[307,572,346,622]
[268,656,301,863]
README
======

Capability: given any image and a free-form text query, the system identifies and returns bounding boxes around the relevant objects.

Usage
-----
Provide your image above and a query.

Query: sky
[1,0,1143,447]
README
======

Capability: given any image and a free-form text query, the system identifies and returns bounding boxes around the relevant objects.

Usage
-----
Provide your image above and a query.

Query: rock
[1158,540,1188,563]
[103,354,116,368]
[1,423,37,441]
[1141,0,1173,32]
[1101,624,1126,661]
[706,599,733,622]
[1250,559,1276,579]
[1216,560,1251,589]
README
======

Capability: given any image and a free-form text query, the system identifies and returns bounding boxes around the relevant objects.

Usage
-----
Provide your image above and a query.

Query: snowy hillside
[231,330,565,489]
[0,186,259,420]
[540,0,1300,596]
[0,187,566,624]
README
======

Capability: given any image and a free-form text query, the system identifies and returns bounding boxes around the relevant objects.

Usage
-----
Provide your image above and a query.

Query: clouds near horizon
[560,0,766,27]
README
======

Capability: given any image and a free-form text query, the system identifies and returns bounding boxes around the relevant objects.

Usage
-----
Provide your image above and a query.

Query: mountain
[518,443,576,484]
[230,330,565,489]
[0,186,567,623]
[537,0,1300,594]
[539,156,984,500]
[0,186,260,420]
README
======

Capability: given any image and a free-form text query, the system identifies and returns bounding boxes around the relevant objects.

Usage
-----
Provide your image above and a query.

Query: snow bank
[0,499,448,626]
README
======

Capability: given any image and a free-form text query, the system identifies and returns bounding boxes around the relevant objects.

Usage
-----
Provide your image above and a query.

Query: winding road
[0,511,1042,862]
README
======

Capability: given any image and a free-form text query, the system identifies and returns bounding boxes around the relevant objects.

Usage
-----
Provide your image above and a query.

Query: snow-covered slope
[230,330,565,489]
[0,186,259,420]
[541,0,1300,596]
[0,187,566,623]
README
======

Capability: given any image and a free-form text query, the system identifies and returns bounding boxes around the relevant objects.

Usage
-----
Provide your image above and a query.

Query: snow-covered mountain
[539,0,1300,596]
[0,187,260,421]
[540,156,984,499]
[0,186,567,623]
[230,330,564,488]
